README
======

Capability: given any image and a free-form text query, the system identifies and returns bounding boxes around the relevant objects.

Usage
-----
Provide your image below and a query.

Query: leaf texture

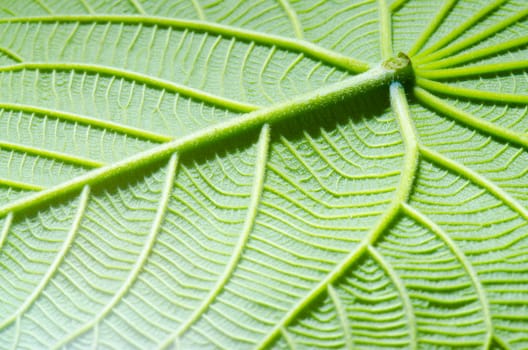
[0,0,527,349]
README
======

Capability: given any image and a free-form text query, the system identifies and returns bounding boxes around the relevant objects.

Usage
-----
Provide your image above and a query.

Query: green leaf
[0,1,526,348]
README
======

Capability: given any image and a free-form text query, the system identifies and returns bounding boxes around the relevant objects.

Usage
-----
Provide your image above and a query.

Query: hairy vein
[254,81,419,349]
[377,0,392,59]
[0,63,404,218]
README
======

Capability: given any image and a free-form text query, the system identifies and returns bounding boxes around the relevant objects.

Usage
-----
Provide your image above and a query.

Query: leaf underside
[0,0,527,349]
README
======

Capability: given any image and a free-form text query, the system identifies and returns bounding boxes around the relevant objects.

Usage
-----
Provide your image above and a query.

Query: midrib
[0,57,412,218]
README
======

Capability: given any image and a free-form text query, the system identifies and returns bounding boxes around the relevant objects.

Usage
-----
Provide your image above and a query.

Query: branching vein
[401,202,493,349]
[53,154,179,349]
[158,124,270,349]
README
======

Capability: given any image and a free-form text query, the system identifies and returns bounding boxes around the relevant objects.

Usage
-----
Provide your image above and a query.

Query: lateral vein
[0,15,369,73]
[0,62,259,113]
[278,0,304,39]
[414,87,528,148]
[0,102,171,143]
[401,202,494,348]
[53,154,179,349]
[254,81,419,349]
[368,245,417,349]
[158,124,270,349]
[416,78,528,105]
[0,185,91,329]
[419,145,528,221]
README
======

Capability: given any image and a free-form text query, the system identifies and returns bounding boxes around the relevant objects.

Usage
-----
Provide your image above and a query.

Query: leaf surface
[0,0,527,349]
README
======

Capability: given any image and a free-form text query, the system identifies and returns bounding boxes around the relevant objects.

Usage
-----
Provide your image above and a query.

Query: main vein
[0,62,407,218]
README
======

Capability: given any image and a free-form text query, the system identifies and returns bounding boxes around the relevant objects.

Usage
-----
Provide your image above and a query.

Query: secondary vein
[0,185,90,330]
[0,15,369,73]
[0,62,258,113]
[414,87,528,148]
[158,124,270,349]
[53,154,178,349]
[419,145,528,221]
[401,202,494,349]
[253,80,418,350]
[0,102,171,143]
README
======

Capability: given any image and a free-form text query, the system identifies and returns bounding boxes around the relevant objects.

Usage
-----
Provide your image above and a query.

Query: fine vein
[78,0,95,14]
[0,212,13,251]
[0,46,23,62]
[129,0,147,15]
[191,0,206,20]
[278,0,304,39]
[53,154,179,349]
[327,284,354,349]
[0,185,90,329]
[158,124,270,349]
